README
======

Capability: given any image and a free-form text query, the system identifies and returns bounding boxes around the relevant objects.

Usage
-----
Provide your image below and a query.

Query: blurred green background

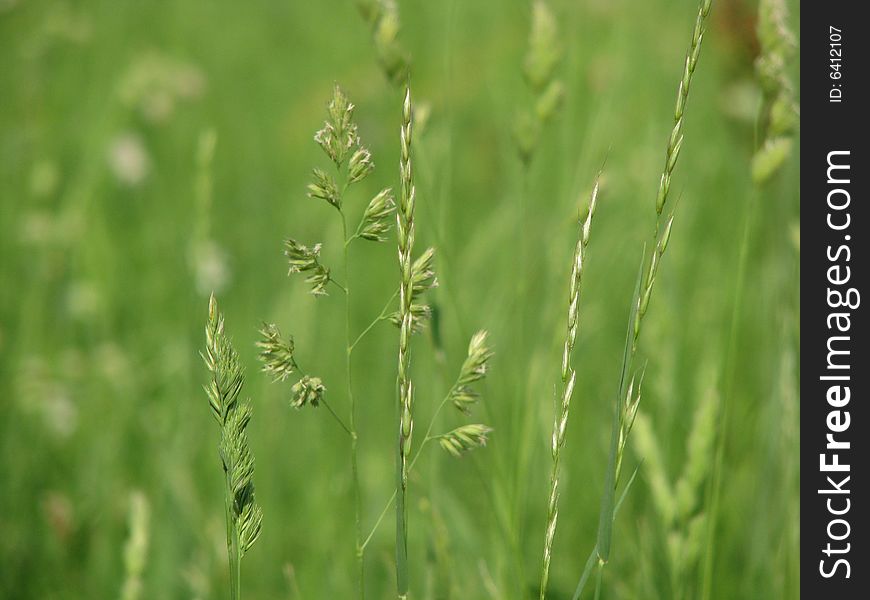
[0,0,799,598]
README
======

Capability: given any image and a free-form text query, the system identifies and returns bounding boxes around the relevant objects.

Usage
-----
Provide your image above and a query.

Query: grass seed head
[314,84,358,167]
[348,146,375,183]
[359,187,396,242]
[257,323,298,382]
[307,167,341,209]
[438,424,493,458]
[284,239,331,295]
[203,295,263,571]
[291,375,326,409]
[450,330,493,414]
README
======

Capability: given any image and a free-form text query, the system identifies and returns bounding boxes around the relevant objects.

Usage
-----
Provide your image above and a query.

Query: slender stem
[321,396,353,436]
[571,464,640,600]
[330,276,347,293]
[592,561,604,600]
[361,436,434,552]
[341,212,366,600]
[700,185,755,599]
[349,289,399,353]
[360,390,453,552]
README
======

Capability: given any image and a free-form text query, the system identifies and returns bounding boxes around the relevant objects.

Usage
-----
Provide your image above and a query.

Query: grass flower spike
[449,330,494,415]
[203,294,263,600]
[539,175,599,600]
[394,83,415,600]
[256,323,298,382]
[438,424,493,458]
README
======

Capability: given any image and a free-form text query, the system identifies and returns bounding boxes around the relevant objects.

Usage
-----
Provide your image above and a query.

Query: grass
[538,173,599,600]
[203,295,263,600]
[0,0,799,598]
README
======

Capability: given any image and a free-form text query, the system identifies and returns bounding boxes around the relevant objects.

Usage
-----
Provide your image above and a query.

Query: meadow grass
[538,174,599,600]
[203,295,263,600]
[0,1,799,598]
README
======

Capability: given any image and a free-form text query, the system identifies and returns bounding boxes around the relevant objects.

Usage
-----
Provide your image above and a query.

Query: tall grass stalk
[204,295,263,600]
[395,84,415,600]
[573,1,714,597]
[512,3,565,575]
[259,83,401,598]
[343,191,366,599]
[538,176,599,600]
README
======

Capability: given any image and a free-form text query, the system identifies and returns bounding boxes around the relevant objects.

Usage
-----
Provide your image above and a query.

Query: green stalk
[341,211,366,600]
[577,2,713,596]
[539,177,600,600]
[224,476,241,600]
[395,84,415,600]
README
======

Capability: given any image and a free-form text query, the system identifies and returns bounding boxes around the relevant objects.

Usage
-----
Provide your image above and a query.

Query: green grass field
[0,1,799,598]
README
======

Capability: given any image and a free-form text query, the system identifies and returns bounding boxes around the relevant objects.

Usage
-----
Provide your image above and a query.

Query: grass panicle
[539,175,600,600]
[204,294,263,600]
[260,83,399,599]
